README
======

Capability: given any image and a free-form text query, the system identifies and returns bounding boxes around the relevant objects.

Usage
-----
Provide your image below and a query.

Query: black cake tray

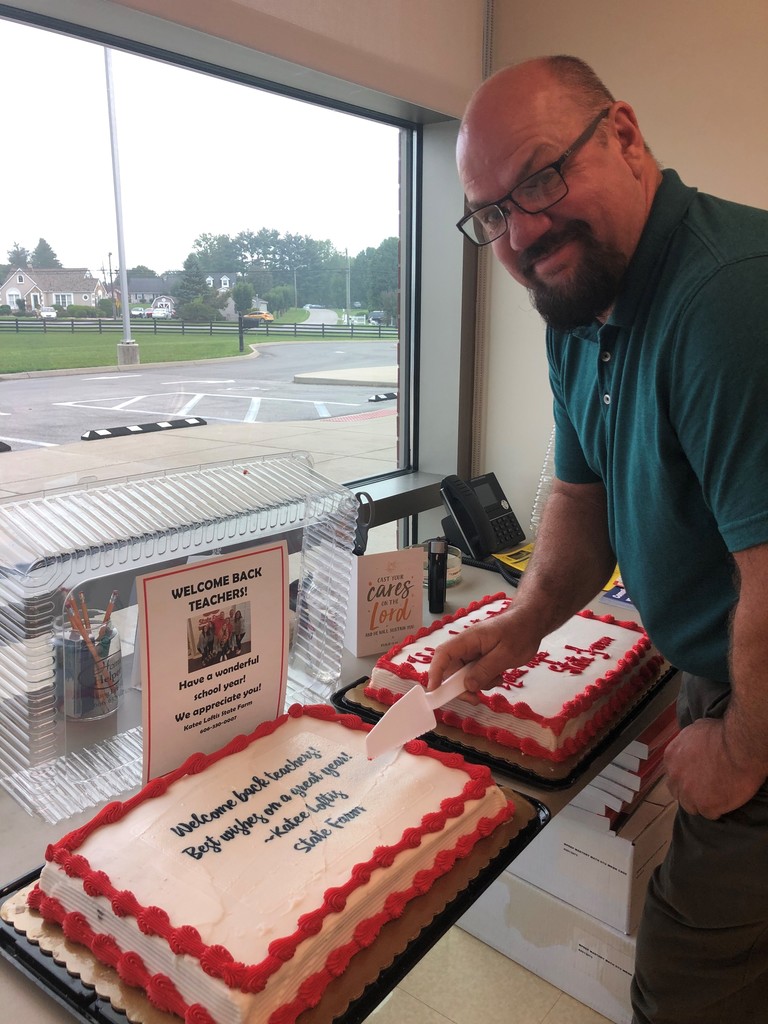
[0,793,548,1024]
[332,666,678,791]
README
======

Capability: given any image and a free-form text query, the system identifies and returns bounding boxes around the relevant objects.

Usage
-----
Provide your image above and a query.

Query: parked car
[131,307,147,318]
[151,307,173,319]
[243,309,274,324]
[37,306,57,319]
[368,310,386,324]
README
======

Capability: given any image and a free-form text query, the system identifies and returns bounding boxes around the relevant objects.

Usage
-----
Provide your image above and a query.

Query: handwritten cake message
[169,743,366,859]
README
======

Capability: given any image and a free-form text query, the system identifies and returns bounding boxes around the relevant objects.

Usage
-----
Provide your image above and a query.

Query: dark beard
[521,221,628,331]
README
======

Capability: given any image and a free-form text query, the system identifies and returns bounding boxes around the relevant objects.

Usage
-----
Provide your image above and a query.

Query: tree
[127,264,157,277]
[175,253,213,305]
[30,238,62,268]
[231,281,255,315]
[7,242,29,268]
[177,296,225,322]
[352,237,399,310]
[191,233,243,274]
[263,285,292,317]
[174,254,227,320]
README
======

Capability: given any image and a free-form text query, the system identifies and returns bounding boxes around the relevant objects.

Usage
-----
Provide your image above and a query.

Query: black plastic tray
[332,667,677,791]
[0,796,548,1024]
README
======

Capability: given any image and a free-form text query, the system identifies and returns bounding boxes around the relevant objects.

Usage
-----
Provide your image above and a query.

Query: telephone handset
[440,472,526,560]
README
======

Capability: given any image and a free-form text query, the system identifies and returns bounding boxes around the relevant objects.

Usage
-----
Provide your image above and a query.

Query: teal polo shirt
[546,169,768,680]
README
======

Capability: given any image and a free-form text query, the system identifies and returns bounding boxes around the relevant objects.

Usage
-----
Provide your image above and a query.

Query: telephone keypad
[493,512,525,549]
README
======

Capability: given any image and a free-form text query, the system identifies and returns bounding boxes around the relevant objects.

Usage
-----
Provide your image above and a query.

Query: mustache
[519,221,594,277]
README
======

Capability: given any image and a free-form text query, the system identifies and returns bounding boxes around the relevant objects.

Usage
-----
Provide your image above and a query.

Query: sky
[0,18,401,276]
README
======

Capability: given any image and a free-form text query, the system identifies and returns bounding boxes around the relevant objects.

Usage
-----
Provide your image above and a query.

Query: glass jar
[53,609,122,720]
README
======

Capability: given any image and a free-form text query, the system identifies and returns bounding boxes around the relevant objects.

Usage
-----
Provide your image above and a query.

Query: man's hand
[663,717,766,819]
[425,607,541,698]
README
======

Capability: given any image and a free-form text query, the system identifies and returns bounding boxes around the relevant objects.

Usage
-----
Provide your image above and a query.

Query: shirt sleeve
[546,327,602,485]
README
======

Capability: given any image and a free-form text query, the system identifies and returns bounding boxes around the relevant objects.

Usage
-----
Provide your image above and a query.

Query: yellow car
[243,309,274,324]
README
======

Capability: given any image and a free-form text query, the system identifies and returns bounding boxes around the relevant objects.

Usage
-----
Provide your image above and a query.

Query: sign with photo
[138,541,289,782]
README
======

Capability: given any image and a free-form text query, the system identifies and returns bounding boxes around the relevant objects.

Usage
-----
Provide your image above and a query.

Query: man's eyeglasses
[456,107,611,246]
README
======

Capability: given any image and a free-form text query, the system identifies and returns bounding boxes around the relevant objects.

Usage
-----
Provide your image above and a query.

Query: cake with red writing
[365,594,666,762]
[28,704,513,1024]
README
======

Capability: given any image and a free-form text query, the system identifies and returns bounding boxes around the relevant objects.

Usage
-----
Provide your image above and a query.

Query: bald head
[456,56,660,329]
[458,57,615,180]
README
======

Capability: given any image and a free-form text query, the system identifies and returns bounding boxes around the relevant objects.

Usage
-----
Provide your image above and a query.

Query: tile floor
[365,926,612,1024]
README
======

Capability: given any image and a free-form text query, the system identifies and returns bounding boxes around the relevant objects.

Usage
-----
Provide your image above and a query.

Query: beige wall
[108,0,485,117]
[478,0,768,530]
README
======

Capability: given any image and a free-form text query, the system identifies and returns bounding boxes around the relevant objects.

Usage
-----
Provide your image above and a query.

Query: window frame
[1,1,475,542]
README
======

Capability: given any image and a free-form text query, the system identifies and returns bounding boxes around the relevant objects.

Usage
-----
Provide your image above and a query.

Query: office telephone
[440,472,526,560]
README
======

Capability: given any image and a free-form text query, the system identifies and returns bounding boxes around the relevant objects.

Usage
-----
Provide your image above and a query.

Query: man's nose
[502,206,553,252]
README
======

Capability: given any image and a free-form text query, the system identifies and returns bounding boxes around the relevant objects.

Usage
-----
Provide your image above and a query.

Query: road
[0,339,398,450]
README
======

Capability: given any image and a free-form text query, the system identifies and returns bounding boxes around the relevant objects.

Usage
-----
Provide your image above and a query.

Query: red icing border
[364,597,658,762]
[29,703,513,1024]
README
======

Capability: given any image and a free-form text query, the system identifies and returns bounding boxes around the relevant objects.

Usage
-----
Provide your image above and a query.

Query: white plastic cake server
[365,665,472,760]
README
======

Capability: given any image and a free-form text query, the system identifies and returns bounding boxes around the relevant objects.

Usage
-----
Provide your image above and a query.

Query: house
[148,294,175,313]
[205,272,239,293]
[1,268,106,312]
[127,275,169,303]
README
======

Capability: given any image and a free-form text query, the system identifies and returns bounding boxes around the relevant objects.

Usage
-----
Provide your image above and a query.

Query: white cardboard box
[510,780,676,933]
[458,872,636,1024]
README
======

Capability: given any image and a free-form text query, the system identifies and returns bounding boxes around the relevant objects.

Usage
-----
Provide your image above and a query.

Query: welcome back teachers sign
[138,542,289,782]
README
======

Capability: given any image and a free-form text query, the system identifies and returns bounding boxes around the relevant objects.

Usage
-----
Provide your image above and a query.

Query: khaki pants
[631,674,768,1023]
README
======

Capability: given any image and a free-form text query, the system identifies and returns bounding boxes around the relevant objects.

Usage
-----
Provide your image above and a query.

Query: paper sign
[492,542,533,573]
[138,541,289,782]
[344,548,423,657]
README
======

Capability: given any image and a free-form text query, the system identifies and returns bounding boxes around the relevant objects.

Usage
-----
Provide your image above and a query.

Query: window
[0,8,474,555]
[0,15,410,526]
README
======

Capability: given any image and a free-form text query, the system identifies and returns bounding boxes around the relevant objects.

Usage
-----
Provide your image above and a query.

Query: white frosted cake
[29,704,513,1024]
[365,594,666,762]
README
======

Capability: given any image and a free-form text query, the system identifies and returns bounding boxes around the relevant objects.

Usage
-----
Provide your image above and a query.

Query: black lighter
[427,538,448,614]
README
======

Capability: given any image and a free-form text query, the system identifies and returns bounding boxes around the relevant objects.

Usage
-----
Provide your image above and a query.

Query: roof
[127,276,167,291]
[1,268,103,292]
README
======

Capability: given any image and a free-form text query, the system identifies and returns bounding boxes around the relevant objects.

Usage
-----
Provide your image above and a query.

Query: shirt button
[603,393,611,405]
[600,350,611,362]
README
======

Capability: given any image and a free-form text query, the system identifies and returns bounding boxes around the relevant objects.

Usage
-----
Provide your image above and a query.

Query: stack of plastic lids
[0,451,357,822]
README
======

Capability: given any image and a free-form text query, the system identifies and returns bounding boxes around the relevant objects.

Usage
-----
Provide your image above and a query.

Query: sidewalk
[293,365,397,388]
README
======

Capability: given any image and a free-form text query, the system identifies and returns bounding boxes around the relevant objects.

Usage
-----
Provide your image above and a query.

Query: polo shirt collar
[607,168,698,328]
[558,170,698,343]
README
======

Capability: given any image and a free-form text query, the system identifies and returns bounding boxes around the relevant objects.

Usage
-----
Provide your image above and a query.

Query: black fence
[0,317,397,340]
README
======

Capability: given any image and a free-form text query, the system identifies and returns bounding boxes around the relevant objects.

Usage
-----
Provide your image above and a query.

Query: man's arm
[426,478,616,693]
[664,542,768,818]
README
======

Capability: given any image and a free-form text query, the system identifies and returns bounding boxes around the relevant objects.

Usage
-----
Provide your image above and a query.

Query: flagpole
[104,47,139,364]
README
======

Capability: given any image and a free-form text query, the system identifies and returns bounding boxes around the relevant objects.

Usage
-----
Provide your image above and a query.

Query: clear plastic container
[0,452,357,822]
[530,424,556,538]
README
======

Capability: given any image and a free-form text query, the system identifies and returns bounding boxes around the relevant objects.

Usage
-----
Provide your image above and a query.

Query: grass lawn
[0,330,249,374]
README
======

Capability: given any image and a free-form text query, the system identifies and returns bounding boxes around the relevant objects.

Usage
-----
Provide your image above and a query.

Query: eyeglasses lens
[463,167,568,245]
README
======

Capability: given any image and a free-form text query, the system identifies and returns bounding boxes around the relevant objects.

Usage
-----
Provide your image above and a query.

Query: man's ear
[611,102,647,177]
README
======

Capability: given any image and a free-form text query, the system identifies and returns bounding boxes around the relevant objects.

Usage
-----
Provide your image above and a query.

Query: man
[427,55,768,1022]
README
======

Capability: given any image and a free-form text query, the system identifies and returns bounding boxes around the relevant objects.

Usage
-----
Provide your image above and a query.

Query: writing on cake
[167,744,363,857]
